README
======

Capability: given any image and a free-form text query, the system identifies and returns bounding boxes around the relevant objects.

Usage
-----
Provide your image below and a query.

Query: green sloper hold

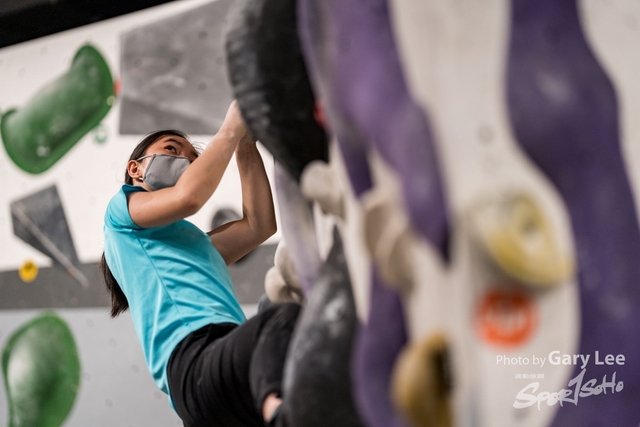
[2,313,81,427]
[0,44,114,174]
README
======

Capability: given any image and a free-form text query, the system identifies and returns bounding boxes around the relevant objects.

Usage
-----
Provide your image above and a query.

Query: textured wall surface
[0,306,257,427]
[0,1,276,425]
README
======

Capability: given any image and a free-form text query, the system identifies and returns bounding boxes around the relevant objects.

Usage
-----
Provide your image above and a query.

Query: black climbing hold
[281,228,364,427]
[225,0,328,181]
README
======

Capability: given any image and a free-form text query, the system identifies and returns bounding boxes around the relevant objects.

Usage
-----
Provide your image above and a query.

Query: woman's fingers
[222,100,255,144]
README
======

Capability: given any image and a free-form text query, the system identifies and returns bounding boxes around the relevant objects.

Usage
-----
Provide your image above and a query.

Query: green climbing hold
[2,313,81,427]
[0,44,114,174]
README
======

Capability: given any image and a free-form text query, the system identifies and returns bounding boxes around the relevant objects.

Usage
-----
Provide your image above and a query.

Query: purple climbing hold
[352,270,409,427]
[507,0,640,425]
[296,0,373,197]
[298,0,449,257]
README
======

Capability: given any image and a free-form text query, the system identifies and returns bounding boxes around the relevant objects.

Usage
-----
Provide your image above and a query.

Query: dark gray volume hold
[280,228,364,427]
[225,0,328,181]
[10,185,89,288]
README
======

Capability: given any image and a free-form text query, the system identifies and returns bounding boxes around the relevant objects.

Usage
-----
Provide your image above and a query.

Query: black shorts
[167,303,301,427]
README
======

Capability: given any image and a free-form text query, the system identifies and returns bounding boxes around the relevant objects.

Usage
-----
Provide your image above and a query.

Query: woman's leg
[168,303,300,427]
[249,303,301,419]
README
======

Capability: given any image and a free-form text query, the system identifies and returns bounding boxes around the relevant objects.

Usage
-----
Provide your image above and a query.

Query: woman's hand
[220,101,257,145]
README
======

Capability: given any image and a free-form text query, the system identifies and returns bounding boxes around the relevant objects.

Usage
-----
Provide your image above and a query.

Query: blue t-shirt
[103,185,246,406]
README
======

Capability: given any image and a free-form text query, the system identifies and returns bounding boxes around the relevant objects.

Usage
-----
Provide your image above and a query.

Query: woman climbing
[101,100,297,427]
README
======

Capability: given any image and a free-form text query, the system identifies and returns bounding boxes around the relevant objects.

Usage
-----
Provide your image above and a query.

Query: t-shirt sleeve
[105,186,145,230]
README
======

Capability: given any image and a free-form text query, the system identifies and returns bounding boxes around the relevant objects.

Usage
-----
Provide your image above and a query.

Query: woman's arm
[208,142,277,265]
[127,102,250,228]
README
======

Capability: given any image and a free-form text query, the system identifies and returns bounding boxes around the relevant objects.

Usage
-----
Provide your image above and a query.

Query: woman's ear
[127,159,144,183]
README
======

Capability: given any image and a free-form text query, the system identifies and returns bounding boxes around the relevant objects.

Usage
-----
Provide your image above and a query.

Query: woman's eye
[167,146,177,153]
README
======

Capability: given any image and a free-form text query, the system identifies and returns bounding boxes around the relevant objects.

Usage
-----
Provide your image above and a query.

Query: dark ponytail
[100,253,128,317]
[101,129,191,317]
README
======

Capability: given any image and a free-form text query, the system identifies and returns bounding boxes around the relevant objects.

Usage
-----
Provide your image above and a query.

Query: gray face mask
[137,154,190,190]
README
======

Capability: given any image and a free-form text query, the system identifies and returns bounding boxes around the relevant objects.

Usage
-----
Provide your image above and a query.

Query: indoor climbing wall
[225,0,640,426]
[0,1,276,426]
[2,0,639,425]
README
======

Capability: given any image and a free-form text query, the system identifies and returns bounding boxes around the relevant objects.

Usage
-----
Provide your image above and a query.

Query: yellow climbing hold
[470,192,574,287]
[19,260,39,282]
[392,334,452,427]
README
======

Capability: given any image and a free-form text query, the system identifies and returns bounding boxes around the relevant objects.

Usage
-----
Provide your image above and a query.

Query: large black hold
[225,0,328,181]
[279,228,364,427]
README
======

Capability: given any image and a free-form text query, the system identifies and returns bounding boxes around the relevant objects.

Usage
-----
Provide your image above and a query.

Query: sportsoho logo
[510,351,625,410]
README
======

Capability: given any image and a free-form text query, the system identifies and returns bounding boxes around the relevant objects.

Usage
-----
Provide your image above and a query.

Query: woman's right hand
[221,100,257,145]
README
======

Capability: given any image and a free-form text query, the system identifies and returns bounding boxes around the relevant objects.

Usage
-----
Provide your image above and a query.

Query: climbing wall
[2,0,639,426]
[0,1,275,426]
[0,307,257,427]
[224,0,640,426]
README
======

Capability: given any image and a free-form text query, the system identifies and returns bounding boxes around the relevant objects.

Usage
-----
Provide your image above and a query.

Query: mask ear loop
[136,154,157,185]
